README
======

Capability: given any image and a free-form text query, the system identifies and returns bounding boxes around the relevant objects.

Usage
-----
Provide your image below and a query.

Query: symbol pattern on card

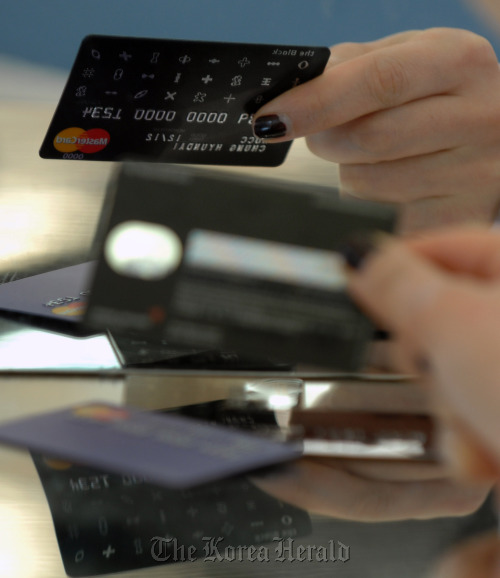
[193,92,206,103]
[31,452,312,576]
[102,545,115,559]
[40,36,330,166]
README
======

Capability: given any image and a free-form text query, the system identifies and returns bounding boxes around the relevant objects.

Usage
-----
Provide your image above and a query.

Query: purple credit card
[0,262,94,322]
[0,402,301,488]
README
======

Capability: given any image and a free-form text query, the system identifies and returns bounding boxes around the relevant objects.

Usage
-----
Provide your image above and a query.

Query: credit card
[39,35,330,166]
[0,262,94,323]
[84,164,396,370]
[0,402,301,488]
[32,452,311,576]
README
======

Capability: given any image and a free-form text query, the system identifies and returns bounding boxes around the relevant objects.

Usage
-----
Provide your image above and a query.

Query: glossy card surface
[84,164,396,370]
[0,402,301,489]
[39,35,330,166]
[32,452,311,576]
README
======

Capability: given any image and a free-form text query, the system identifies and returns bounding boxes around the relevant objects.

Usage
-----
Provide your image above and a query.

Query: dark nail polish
[373,329,391,340]
[337,233,378,270]
[253,115,288,139]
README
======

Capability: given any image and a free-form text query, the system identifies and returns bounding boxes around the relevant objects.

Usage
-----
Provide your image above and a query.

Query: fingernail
[253,114,289,139]
[372,328,391,340]
[337,233,381,270]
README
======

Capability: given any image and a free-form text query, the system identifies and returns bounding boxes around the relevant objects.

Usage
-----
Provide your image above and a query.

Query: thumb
[430,533,500,578]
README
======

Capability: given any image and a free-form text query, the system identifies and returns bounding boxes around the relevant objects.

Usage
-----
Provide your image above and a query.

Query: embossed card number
[39,35,330,166]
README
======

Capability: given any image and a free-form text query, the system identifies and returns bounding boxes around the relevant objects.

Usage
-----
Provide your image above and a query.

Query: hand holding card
[40,35,330,166]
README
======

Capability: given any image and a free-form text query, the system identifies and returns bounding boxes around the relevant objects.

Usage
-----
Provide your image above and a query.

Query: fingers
[430,533,500,578]
[322,458,450,481]
[305,95,485,165]
[438,418,500,482]
[326,31,420,67]
[337,147,500,205]
[408,229,500,278]
[250,459,490,521]
[345,235,454,335]
[253,29,496,141]
[343,233,500,464]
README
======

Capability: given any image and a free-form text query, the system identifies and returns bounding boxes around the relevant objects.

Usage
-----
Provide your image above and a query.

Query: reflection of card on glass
[0,402,301,488]
[84,164,396,370]
[39,35,330,166]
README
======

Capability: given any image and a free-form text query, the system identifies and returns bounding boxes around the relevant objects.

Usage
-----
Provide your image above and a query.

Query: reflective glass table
[0,58,496,578]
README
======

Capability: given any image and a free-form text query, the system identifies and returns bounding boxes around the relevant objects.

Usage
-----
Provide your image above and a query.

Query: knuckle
[457,31,497,70]
[427,28,497,70]
[367,54,410,108]
[349,117,396,159]
[329,41,367,63]
[441,487,490,517]
[338,166,370,199]
[339,165,376,201]
[339,164,403,203]
[349,486,394,521]
[305,133,331,159]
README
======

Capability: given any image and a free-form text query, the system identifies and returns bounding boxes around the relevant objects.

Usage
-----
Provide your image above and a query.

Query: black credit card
[31,452,311,577]
[84,164,396,370]
[39,35,330,166]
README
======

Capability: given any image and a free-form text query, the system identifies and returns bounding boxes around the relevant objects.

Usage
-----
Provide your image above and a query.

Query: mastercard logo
[42,457,73,470]
[53,127,110,153]
[51,301,87,318]
[73,404,130,422]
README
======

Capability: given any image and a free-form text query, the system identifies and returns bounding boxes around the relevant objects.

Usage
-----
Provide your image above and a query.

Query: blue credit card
[0,402,301,488]
[0,262,94,322]
[39,35,330,166]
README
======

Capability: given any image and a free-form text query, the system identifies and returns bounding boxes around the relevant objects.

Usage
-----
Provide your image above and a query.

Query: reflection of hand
[253,29,500,233]
[251,457,490,521]
[429,532,500,578]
